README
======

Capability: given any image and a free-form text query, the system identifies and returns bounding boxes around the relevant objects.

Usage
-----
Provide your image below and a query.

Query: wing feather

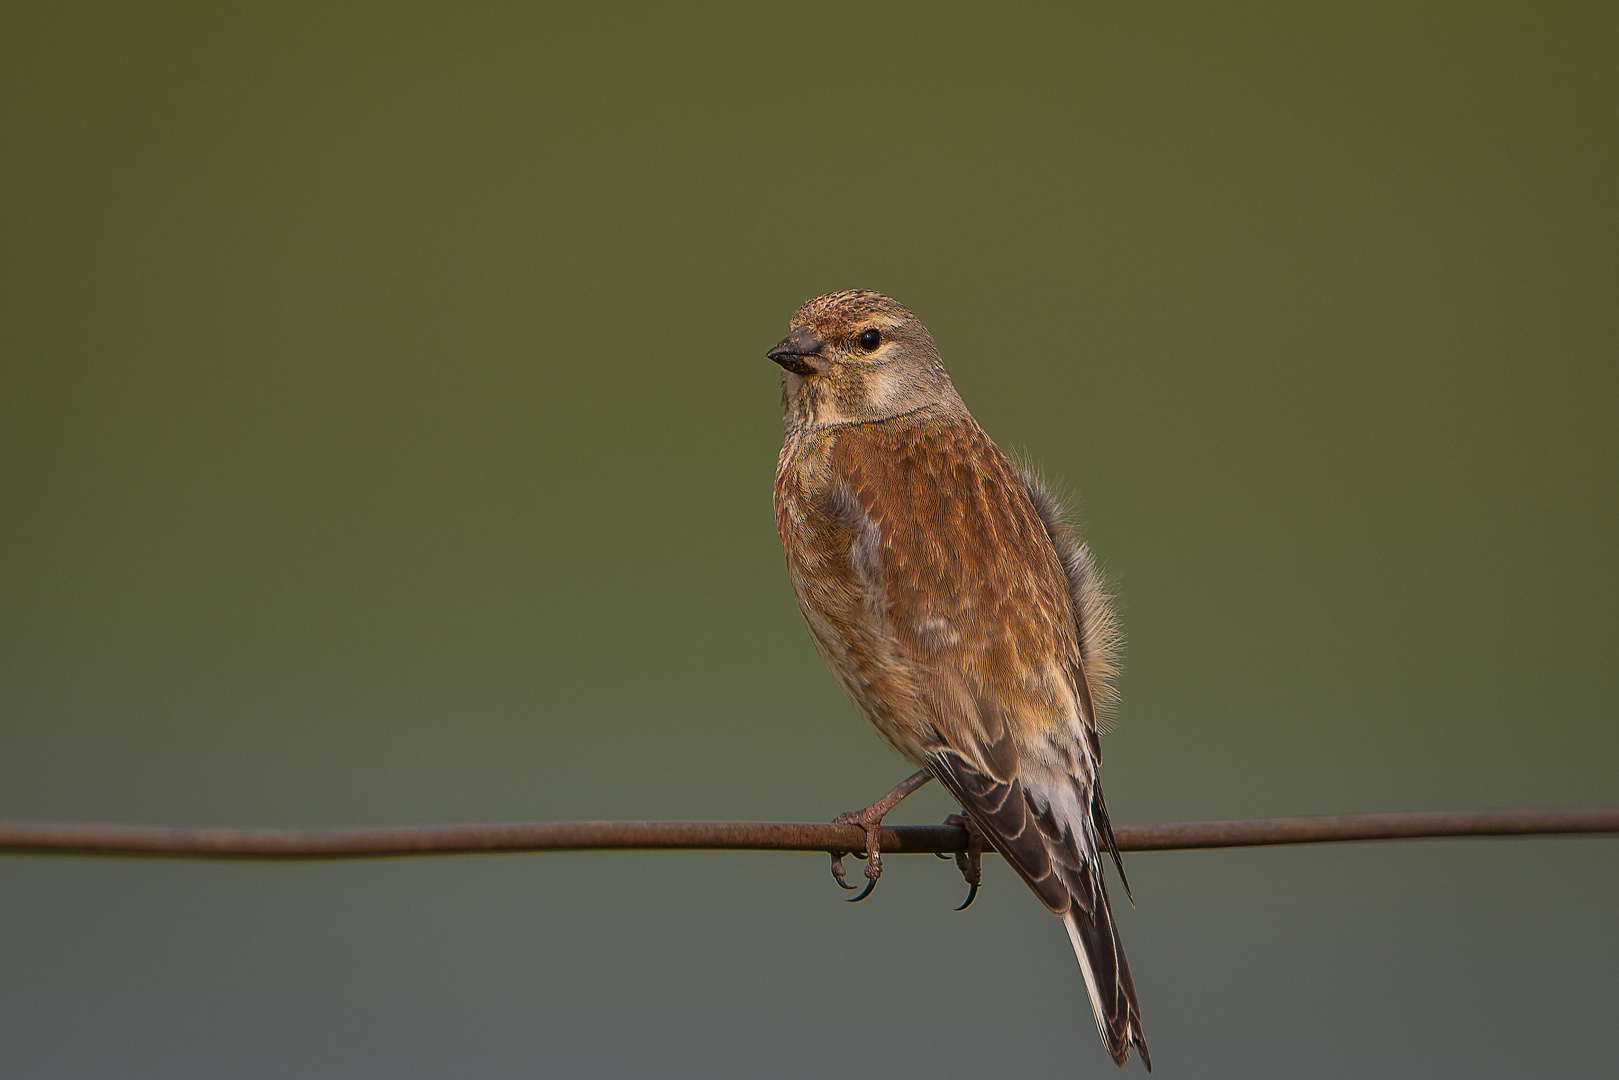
[828,419,1150,1068]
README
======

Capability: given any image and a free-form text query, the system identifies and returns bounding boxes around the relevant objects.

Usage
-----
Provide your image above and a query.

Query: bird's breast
[773,427,932,761]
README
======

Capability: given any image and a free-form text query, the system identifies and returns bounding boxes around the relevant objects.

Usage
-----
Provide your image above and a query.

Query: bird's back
[775,405,1082,769]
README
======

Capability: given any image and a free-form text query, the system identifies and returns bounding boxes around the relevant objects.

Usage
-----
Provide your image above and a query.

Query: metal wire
[1,808,1615,861]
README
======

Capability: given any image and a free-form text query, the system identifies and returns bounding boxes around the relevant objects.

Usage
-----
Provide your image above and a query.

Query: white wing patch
[913,614,961,651]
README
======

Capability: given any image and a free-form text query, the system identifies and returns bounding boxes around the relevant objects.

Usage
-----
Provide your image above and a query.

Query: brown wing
[828,414,1077,739]
[829,411,1150,1069]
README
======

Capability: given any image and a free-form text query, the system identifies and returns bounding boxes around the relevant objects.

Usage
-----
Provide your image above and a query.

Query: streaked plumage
[769,290,1149,1070]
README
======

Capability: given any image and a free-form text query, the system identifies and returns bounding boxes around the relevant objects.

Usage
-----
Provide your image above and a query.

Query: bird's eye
[858,328,882,351]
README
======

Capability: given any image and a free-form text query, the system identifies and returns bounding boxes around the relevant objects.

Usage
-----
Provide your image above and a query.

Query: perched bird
[768,290,1150,1070]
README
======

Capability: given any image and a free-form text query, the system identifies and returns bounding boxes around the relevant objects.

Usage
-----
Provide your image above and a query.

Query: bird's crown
[790,289,917,332]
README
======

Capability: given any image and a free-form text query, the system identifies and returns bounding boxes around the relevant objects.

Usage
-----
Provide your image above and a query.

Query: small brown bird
[769,290,1150,1070]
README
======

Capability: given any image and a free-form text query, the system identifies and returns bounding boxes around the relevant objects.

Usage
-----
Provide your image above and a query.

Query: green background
[2,3,1614,1077]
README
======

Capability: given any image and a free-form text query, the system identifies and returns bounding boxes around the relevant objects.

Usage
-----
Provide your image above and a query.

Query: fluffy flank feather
[1017,466,1123,731]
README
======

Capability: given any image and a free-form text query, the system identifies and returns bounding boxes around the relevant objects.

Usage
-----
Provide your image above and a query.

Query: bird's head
[768,290,961,430]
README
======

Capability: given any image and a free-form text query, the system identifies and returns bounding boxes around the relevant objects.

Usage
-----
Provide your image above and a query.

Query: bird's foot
[830,804,889,902]
[943,813,983,910]
[826,769,932,903]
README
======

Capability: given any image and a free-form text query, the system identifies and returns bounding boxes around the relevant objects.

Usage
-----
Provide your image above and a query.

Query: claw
[944,812,982,911]
[842,823,884,902]
[829,851,859,890]
[830,824,884,902]
[824,769,933,906]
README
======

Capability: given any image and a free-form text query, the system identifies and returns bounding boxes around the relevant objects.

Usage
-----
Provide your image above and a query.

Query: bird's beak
[767,327,824,377]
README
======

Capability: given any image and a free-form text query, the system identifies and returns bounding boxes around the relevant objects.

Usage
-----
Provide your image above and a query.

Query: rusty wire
[0,807,1615,861]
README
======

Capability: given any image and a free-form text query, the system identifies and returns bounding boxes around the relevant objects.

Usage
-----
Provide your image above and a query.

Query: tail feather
[930,750,1150,1069]
[1063,877,1151,1070]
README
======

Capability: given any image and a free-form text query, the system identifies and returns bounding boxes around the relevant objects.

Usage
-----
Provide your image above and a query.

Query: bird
[768,289,1150,1070]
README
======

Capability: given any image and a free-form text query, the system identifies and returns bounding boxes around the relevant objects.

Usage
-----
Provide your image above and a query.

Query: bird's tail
[1063,875,1151,1070]
[927,748,1150,1068]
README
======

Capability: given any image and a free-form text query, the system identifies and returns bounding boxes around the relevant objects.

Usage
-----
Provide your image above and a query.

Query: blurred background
[2,3,1614,1077]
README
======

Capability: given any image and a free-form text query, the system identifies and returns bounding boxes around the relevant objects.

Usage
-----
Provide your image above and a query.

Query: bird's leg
[943,813,984,910]
[829,769,932,902]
